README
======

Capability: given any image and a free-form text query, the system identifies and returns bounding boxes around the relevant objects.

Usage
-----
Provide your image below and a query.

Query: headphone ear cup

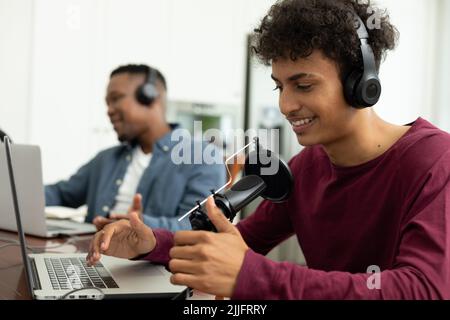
[344,70,362,108]
[357,77,381,108]
[135,83,159,106]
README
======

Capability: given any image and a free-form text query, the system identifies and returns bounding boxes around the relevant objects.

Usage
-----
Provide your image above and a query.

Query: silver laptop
[2,137,184,299]
[0,143,96,237]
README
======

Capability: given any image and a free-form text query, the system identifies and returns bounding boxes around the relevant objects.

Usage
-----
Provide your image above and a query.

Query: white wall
[0,0,33,142]
[0,0,448,184]
[375,0,440,126]
[435,0,450,132]
[24,0,278,184]
[28,0,107,184]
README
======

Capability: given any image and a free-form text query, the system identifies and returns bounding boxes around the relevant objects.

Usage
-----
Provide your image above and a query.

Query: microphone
[189,140,294,232]
[171,139,294,301]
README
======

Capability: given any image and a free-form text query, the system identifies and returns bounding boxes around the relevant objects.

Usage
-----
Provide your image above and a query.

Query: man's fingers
[168,259,198,274]
[169,245,200,260]
[133,193,142,211]
[87,231,104,265]
[205,197,236,234]
[93,216,104,230]
[99,225,117,253]
[170,273,198,289]
[129,210,148,236]
[174,230,214,246]
[108,213,128,220]
[93,216,115,230]
[128,193,142,215]
[87,236,95,263]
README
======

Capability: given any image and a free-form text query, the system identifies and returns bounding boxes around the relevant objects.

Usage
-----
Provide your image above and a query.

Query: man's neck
[138,123,172,154]
[322,113,411,167]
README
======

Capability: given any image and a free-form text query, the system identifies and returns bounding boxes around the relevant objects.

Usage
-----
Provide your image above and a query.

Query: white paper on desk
[45,206,87,220]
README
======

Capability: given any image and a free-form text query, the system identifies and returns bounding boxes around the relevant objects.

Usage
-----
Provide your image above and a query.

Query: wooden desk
[0,229,214,300]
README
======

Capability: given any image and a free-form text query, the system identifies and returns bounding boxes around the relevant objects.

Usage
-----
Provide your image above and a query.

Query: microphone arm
[189,175,266,232]
[185,136,293,232]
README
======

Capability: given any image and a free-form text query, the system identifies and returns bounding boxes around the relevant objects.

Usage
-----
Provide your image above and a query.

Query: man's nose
[279,89,303,116]
[107,103,117,116]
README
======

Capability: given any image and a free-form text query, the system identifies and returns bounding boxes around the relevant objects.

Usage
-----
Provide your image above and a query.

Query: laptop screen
[3,136,36,298]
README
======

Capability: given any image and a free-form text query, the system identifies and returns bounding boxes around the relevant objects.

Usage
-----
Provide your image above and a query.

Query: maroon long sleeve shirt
[144,118,450,299]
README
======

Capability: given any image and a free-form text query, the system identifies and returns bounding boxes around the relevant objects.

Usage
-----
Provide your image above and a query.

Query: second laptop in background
[0,143,96,237]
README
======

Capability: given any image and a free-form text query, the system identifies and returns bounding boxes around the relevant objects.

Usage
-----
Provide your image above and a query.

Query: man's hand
[86,194,155,266]
[92,216,116,231]
[92,194,144,230]
[168,197,249,297]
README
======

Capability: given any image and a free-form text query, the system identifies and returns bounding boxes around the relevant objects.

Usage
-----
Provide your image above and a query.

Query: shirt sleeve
[139,228,175,267]
[142,215,192,232]
[45,158,93,208]
[142,159,226,232]
[232,153,450,300]
[237,199,295,256]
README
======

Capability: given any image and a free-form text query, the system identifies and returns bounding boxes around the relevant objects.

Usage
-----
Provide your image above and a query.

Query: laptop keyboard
[44,257,119,290]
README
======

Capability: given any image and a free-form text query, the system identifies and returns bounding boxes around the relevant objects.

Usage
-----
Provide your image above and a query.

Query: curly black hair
[252,0,399,79]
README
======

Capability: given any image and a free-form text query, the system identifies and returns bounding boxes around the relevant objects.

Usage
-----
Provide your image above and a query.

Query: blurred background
[1,0,449,263]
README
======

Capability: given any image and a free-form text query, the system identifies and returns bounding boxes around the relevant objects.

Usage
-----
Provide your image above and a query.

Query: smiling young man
[87,0,450,299]
[45,64,225,232]
[273,51,410,167]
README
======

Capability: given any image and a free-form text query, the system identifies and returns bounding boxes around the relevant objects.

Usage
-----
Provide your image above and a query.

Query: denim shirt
[45,126,226,231]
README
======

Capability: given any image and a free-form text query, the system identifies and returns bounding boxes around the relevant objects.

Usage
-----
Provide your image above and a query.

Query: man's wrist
[129,251,152,261]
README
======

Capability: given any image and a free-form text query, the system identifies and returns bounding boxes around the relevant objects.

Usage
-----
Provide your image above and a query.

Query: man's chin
[118,135,139,146]
[297,136,318,147]
[117,134,130,143]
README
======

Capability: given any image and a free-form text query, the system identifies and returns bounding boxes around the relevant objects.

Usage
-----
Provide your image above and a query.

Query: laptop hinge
[29,258,42,291]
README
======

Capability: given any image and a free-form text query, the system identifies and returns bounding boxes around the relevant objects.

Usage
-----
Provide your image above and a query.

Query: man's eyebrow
[107,90,124,96]
[271,73,313,82]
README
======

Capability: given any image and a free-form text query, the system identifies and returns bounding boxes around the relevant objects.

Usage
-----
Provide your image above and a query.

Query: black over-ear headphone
[135,66,159,106]
[344,14,382,108]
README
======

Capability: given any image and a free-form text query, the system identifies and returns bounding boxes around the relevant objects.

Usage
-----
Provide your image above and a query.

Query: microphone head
[244,148,293,202]
[186,145,293,232]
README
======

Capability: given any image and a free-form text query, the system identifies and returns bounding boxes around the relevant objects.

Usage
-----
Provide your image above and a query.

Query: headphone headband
[354,15,369,39]
[147,66,157,85]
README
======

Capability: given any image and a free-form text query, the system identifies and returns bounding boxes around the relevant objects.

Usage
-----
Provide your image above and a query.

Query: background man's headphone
[344,14,382,108]
[135,66,159,106]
